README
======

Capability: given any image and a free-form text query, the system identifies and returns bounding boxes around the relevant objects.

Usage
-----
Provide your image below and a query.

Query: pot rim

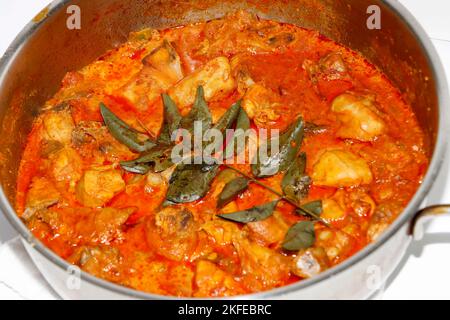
[0,0,448,300]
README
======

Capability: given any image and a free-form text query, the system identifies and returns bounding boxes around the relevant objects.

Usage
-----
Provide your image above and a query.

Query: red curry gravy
[16,11,428,297]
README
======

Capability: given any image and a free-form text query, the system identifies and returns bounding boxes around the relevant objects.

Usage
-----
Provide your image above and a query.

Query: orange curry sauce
[16,12,428,297]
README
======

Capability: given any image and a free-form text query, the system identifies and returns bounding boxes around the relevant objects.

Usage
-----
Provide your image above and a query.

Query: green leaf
[158,93,182,145]
[180,86,212,133]
[217,177,249,208]
[296,200,323,217]
[100,103,156,153]
[224,107,251,159]
[212,100,241,134]
[120,145,173,174]
[251,117,304,178]
[217,200,278,223]
[165,157,219,203]
[120,162,152,174]
[282,221,316,251]
[236,107,251,132]
[282,153,311,201]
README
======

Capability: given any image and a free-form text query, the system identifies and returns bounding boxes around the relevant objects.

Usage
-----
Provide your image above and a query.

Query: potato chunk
[42,109,75,145]
[332,93,386,141]
[76,167,125,207]
[312,150,373,187]
[168,57,236,112]
[242,84,281,127]
[194,260,245,297]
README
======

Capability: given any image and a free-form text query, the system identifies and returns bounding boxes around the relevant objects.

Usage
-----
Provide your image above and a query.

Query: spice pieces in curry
[16,11,428,297]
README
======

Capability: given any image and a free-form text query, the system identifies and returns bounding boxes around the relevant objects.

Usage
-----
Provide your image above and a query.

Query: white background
[0,0,450,299]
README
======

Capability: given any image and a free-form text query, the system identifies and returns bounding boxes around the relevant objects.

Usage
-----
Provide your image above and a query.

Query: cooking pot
[0,0,449,299]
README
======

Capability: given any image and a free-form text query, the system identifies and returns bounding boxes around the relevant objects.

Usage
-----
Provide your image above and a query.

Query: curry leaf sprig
[100,86,327,251]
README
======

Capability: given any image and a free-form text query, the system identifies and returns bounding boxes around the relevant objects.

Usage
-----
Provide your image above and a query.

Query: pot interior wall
[0,0,438,204]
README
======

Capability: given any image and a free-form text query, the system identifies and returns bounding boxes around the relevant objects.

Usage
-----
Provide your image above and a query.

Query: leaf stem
[221,164,329,226]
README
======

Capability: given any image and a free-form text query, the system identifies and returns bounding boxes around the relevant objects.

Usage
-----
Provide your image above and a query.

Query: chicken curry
[16,11,428,297]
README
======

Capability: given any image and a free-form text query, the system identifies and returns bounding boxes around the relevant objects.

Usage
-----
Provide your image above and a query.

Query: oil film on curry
[16,11,428,297]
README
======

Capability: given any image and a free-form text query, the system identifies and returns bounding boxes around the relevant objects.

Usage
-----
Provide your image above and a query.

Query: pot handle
[410,205,450,241]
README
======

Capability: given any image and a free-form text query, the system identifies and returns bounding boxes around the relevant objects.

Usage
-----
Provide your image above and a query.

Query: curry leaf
[120,162,151,174]
[180,86,212,133]
[165,157,219,203]
[217,200,278,223]
[100,103,156,153]
[282,153,311,201]
[224,107,251,159]
[296,200,323,217]
[120,145,174,174]
[251,117,304,178]
[212,100,241,134]
[158,93,182,145]
[217,177,249,209]
[236,107,251,132]
[282,221,316,251]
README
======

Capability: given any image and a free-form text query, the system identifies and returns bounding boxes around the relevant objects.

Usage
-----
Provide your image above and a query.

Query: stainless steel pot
[0,0,449,300]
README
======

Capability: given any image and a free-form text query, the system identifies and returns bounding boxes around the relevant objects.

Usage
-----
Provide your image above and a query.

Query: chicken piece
[194,260,245,297]
[42,108,75,145]
[72,121,135,163]
[168,57,236,113]
[201,219,241,246]
[144,40,183,82]
[367,201,402,242]
[246,212,289,246]
[127,255,169,295]
[242,84,281,127]
[230,55,255,95]
[50,147,83,188]
[312,150,373,187]
[146,207,198,262]
[347,189,376,218]
[40,139,64,157]
[332,93,386,141]
[76,167,125,208]
[233,235,290,290]
[24,177,60,219]
[314,53,349,80]
[127,254,194,296]
[120,40,183,110]
[68,246,123,282]
[291,247,330,278]
[303,52,353,100]
[92,207,134,244]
